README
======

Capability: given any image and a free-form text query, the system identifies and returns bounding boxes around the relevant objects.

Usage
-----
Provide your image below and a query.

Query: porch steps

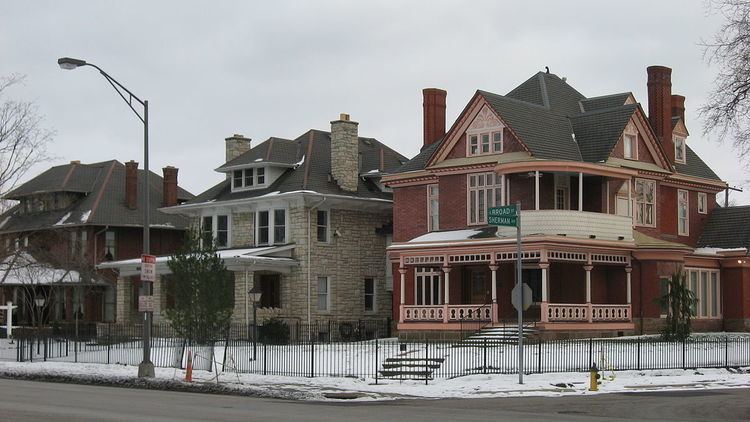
[453,325,539,347]
[378,357,445,380]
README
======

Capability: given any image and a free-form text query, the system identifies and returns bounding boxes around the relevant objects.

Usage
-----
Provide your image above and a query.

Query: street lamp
[247,285,263,361]
[58,57,154,378]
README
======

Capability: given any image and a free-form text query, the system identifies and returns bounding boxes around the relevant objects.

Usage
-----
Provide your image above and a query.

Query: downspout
[307,194,327,325]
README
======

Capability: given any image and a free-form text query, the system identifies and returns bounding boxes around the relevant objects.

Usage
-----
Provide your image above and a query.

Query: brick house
[103,115,407,335]
[384,66,749,339]
[0,160,192,325]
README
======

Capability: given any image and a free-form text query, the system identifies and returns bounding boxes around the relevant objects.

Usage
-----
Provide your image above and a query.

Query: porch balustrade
[541,302,631,323]
[401,304,491,322]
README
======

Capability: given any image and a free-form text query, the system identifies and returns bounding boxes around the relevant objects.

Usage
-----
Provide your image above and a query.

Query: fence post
[725,336,729,368]
[425,338,429,386]
[263,342,267,375]
[107,324,111,365]
[74,325,78,363]
[375,337,379,385]
[588,338,593,369]
[483,338,488,374]
[682,338,686,370]
[637,336,641,371]
[43,337,47,362]
[310,337,315,378]
[537,339,542,373]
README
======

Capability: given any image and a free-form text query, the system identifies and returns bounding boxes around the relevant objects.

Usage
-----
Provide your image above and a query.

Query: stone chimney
[225,134,251,163]
[647,65,674,164]
[671,94,686,123]
[162,166,178,207]
[330,113,359,192]
[125,160,138,210]
[423,88,447,148]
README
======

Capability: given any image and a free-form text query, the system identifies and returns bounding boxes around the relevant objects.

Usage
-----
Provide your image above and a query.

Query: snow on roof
[80,210,91,223]
[693,247,748,256]
[54,212,72,226]
[0,252,106,286]
[410,229,487,243]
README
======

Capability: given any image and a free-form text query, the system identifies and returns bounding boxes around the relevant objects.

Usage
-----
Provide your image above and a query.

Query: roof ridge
[582,92,632,101]
[537,73,551,109]
[570,103,638,118]
[302,130,314,189]
[86,161,117,222]
[478,90,553,112]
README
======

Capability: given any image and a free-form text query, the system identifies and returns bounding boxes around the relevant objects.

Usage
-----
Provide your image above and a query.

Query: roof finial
[545,66,550,74]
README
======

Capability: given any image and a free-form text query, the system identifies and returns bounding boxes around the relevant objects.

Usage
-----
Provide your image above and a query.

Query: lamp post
[58,57,154,378]
[247,285,262,361]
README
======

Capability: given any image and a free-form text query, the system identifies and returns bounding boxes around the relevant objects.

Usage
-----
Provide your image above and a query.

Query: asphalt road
[0,379,748,421]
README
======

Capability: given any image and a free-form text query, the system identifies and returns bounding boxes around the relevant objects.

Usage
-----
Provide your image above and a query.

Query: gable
[609,117,658,165]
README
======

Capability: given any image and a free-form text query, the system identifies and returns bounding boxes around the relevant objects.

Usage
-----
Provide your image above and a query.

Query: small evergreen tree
[165,231,233,344]
[658,272,698,341]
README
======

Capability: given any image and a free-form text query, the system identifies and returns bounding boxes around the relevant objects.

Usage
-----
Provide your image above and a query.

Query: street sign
[488,205,518,227]
[511,283,533,311]
[138,295,154,312]
[140,254,156,282]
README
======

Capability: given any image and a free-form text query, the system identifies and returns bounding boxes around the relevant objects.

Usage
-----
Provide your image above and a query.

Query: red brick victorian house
[384,66,750,338]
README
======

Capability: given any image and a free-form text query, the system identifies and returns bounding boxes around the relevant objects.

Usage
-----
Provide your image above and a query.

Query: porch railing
[542,303,631,323]
[401,304,491,322]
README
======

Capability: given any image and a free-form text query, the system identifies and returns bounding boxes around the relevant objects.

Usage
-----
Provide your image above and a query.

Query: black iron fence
[11,323,750,382]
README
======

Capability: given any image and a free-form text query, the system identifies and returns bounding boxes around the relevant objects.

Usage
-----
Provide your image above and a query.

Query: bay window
[468,173,502,224]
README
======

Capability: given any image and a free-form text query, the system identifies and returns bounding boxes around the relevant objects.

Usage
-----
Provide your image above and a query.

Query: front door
[462,268,490,304]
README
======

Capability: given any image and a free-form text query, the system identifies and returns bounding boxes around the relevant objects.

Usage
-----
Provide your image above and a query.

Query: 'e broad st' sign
[487,205,518,227]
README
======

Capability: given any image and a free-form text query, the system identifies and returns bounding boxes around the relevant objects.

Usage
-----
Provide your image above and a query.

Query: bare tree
[0,74,53,210]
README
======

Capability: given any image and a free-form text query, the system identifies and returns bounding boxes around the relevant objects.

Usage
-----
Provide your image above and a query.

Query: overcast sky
[2,1,748,204]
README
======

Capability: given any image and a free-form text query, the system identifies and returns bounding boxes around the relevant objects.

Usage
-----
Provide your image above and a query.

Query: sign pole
[515,201,523,384]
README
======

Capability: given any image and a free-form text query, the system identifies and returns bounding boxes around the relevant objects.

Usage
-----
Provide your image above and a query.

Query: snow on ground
[0,360,747,402]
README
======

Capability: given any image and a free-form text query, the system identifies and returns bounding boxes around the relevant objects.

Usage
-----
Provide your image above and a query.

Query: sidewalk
[0,361,747,401]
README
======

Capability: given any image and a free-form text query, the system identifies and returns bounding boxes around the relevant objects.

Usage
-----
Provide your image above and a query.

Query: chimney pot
[671,94,686,123]
[70,160,80,165]
[125,160,138,210]
[423,88,447,148]
[162,166,179,207]
[339,113,350,121]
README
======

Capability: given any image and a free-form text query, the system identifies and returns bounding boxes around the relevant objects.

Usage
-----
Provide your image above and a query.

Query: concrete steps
[378,357,445,380]
[454,325,539,347]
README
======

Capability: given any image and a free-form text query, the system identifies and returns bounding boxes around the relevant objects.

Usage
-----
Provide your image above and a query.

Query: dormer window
[623,134,636,159]
[674,136,686,164]
[232,167,267,190]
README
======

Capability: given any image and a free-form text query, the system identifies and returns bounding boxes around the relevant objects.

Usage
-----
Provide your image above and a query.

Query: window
[623,134,636,159]
[256,208,286,245]
[615,183,632,217]
[685,268,721,318]
[364,278,375,312]
[316,210,329,242]
[674,136,686,164]
[698,192,708,214]
[428,185,439,231]
[259,274,281,308]
[232,167,267,190]
[201,214,229,248]
[678,190,689,236]
[415,267,442,305]
[468,173,502,224]
[467,131,503,156]
[554,174,569,210]
[105,230,116,260]
[634,179,656,226]
[522,268,543,303]
[317,276,330,311]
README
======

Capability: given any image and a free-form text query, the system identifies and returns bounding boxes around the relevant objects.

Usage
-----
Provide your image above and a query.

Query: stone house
[104,115,407,336]
[385,66,750,339]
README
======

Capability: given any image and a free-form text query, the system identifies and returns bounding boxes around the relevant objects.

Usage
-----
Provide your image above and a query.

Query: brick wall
[393,185,428,242]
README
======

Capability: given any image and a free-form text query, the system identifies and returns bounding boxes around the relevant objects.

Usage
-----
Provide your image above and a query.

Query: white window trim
[316,209,330,243]
[674,136,686,164]
[623,133,638,160]
[201,214,231,249]
[685,268,721,319]
[415,267,442,306]
[317,276,331,312]
[467,172,502,225]
[678,189,689,236]
[255,207,288,246]
[466,129,504,157]
[427,184,439,232]
[634,178,656,228]
[231,166,268,192]
[697,192,708,214]
[364,277,376,313]
[554,174,570,210]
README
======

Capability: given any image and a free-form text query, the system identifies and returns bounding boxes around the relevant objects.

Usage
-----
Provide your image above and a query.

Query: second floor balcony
[494,210,633,242]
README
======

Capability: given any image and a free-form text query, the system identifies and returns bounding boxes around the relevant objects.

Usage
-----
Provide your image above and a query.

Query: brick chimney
[423,88,447,148]
[162,166,178,207]
[671,94,685,123]
[225,134,251,163]
[330,113,359,192]
[125,160,138,210]
[647,65,674,164]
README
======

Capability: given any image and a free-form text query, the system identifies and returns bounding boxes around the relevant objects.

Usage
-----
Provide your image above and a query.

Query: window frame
[415,267,442,306]
[427,184,439,232]
[674,136,686,164]
[255,207,287,246]
[634,178,656,227]
[105,230,116,260]
[678,189,689,236]
[685,268,721,319]
[623,133,638,160]
[316,209,330,243]
[364,277,376,312]
[466,130,503,157]
[697,192,708,214]
[231,166,268,191]
[467,172,502,225]
[201,214,231,248]
[317,276,331,312]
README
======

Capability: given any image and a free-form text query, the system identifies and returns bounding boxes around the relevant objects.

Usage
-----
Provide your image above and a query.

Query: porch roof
[97,245,298,277]
[0,252,109,286]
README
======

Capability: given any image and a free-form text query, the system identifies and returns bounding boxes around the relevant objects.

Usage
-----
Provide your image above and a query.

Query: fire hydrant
[589,363,601,391]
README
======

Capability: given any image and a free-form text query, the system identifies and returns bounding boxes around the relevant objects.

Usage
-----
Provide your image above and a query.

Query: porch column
[398,267,407,323]
[490,264,499,324]
[534,171,540,210]
[625,266,632,304]
[628,178,633,226]
[501,174,506,206]
[578,172,584,211]
[539,262,550,323]
[442,266,451,323]
[584,264,593,323]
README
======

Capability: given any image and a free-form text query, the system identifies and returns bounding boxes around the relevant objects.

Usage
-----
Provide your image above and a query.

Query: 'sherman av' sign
[488,205,518,227]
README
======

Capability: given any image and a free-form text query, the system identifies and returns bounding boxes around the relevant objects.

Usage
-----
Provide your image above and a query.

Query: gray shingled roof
[188,129,407,205]
[580,93,632,112]
[0,161,194,233]
[674,146,722,181]
[217,137,299,170]
[393,138,443,174]
[697,206,750,249]
[506,72,586,117]
[571,104,638,163]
